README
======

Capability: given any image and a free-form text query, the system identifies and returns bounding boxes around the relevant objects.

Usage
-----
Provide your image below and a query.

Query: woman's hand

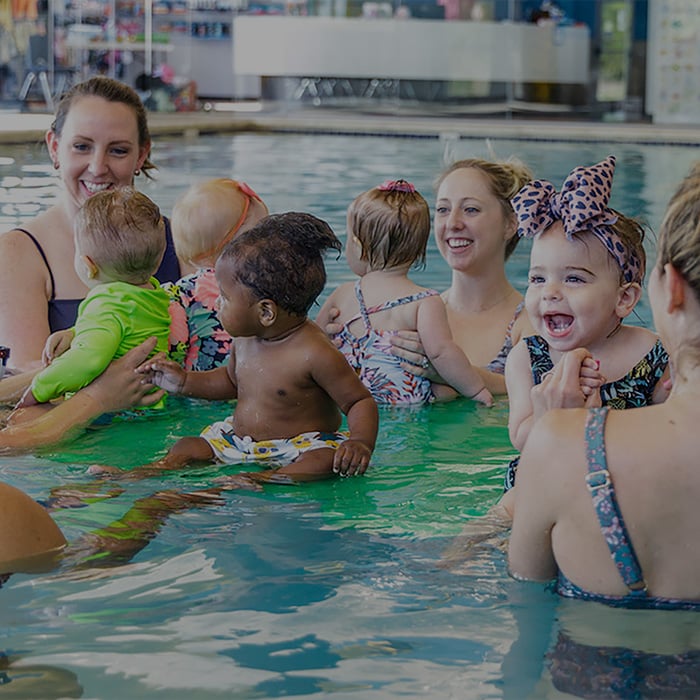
[320,306,343,346]
[82,337,165,412]
[389,330,441,381]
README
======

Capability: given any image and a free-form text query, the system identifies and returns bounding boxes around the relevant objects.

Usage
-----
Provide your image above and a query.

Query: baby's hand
[137,355,186,394]
[579,356,604,407]
[470,386,494,407]
[42,329,74,366]
[332,439,372,477]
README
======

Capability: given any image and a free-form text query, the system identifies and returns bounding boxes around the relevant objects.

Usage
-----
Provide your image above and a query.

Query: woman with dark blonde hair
[0,77,181,372]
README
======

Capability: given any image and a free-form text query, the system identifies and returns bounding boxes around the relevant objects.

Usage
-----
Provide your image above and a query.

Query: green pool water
[0,132,697,699]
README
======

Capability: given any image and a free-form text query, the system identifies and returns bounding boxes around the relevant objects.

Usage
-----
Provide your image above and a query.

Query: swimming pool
[0,133,698,698]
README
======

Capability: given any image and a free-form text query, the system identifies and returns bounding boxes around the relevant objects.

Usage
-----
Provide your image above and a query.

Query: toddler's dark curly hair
[219,212,341,316]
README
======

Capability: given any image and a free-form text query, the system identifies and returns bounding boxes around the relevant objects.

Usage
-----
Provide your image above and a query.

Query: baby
[503,155,669,491]
[165,178,269,370]
[15,187,170,414]
[317,179,492,406]
[89,212,378,484]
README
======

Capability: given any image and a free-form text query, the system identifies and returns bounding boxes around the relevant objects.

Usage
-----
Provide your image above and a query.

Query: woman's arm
[0,369,40,406]
[0,231,54,371]
[390,331,508,395]
[0,338,163,451]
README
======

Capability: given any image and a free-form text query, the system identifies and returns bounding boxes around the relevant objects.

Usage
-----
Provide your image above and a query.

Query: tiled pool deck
[2,105,700,145]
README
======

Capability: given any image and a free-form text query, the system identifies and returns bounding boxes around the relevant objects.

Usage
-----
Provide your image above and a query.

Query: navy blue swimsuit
[16,217,180,332]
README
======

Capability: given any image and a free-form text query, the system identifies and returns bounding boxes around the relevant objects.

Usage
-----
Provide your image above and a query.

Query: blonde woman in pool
[508,163,700,609]
[326,158,535,396]
[317,179,492,406]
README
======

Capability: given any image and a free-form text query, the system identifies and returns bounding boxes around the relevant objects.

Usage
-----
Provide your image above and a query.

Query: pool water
[0,133,698,698]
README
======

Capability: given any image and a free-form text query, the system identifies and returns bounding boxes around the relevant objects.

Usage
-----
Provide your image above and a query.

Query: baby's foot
[40,483,125,511]
[150,489,225,509]
[87,464,126,478]
[212,474,263,492]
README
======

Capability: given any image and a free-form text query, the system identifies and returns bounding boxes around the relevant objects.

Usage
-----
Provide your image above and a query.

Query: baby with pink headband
[317,179,492,406]
[502,155,670,495]
[164,179,269,371]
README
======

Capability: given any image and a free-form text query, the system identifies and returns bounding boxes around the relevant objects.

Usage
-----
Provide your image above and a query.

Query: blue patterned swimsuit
[334,280,440,405]
[555,406,700,610]
[504,335,669,490]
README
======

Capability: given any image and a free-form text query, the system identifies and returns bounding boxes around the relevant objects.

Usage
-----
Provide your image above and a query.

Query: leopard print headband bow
[511,156,642,284]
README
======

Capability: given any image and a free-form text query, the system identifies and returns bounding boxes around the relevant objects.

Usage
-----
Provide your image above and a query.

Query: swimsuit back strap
[14,228,55,300]
[584,406,648,595]
[354,280,440,329]
[354,279,373,330]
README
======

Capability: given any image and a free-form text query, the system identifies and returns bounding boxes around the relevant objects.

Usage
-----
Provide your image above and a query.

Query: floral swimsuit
[164,268,232,371]
[334,280,440,406]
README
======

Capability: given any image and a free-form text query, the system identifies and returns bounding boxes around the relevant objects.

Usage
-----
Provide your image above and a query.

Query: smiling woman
[0,77,181,372]
[388,158,536,396]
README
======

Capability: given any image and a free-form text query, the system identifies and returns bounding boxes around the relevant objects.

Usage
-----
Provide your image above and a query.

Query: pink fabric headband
[377,179,416,193]
[197,180,263,261]
[511,156,642,284]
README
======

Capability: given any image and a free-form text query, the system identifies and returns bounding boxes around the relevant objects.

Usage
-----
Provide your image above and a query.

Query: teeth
[546,314,573,331]
[447,238,471,249]
[83,182,111,194]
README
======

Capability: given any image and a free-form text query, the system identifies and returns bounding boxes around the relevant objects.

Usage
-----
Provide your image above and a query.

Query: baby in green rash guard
[16,187,170,411]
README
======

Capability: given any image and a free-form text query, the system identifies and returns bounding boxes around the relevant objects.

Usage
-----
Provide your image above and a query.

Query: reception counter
[232,17,590,85]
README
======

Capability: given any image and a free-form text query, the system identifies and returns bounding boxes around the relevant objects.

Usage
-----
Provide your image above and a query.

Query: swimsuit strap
[354,279,373,330]
[486,300,525,374]
[354,279,439,331]
[14,228,55,300]
[524,335,555,385]
[584,406,648,595]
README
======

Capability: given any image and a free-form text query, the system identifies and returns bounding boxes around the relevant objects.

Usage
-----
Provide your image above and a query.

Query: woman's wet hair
[50,76,156,178]
[219,212,342,316]
[657,162,700,304]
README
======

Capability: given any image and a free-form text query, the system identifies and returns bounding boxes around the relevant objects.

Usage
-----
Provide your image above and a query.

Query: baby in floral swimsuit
[317,180,492,406]
[164,179,269,370]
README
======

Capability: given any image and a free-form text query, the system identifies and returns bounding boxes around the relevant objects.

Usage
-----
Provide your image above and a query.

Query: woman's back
[515,401,700,606]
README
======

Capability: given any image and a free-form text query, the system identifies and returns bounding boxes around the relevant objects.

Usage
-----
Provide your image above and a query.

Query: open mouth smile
[544,312,574,338]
